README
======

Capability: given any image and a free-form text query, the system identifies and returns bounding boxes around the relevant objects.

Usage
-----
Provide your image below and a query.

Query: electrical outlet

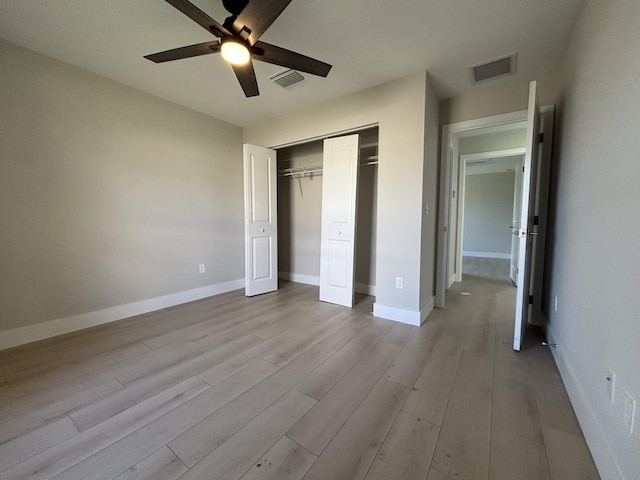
[198,263,206,274]
[624,391,637,434]
[606,369,616,404]
[395,277,404,289]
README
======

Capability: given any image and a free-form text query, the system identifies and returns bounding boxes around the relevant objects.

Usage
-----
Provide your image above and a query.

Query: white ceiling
[0,0,584,127]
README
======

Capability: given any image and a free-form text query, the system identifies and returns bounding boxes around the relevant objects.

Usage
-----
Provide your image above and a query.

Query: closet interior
[276,126,379,296]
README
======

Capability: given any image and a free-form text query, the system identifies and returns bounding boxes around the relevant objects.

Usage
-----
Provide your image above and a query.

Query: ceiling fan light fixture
[221,38,250,65]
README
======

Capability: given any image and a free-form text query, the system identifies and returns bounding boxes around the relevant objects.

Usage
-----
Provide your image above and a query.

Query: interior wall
[0,40,244,338]
[419,78,441,312]
[245,72,436,322]
[440,72,564,125]
[277,141,323,280]
[354,128,379,291]
[462,172,515,257]
[545,1,640,478]
[459,129,527,155]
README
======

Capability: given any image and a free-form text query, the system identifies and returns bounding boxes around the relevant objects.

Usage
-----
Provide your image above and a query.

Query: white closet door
[243,144,278,297]
[319,135,360,307]
[513,82,541,351]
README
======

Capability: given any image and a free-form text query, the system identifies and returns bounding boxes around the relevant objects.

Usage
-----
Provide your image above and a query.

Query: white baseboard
[463,251,511,259]
[546,324,623,480]
[373,297,434,326]
[279,272,375,296]
[355,282,376,296]
[0,279,244,351]
[278,272,320,286]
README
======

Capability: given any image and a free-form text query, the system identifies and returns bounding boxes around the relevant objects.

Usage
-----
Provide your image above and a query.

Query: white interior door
[510,156,524,285]
[514,82,541,351]
[243,144,278,297]
[319,135,360,307]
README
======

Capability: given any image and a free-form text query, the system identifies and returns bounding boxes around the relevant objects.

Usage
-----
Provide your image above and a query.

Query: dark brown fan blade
[144,41,221,63]
[252,41,332,77]
[231,0,293,45]
[232,61,259,97]
[164,0,231,37]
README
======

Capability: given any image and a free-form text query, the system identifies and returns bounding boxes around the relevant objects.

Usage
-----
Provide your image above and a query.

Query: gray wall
[277,141,323,279]
[440,72,563,124]
[459,129,526,155]
[420,79,441,311]
[463,172,515,256]
[0,40,244,334]
[545,1,640,478]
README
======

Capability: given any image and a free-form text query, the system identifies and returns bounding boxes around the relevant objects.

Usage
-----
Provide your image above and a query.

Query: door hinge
[533,215,539,226]
[528,295,534,305]
[522,165,525,172]
[538,132,544,143]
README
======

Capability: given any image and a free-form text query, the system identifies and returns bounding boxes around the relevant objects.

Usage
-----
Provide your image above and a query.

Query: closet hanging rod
[278,159,378,178]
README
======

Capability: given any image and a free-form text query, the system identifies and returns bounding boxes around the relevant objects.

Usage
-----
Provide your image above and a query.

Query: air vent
[269,69,305,88]
[468,53,517,84]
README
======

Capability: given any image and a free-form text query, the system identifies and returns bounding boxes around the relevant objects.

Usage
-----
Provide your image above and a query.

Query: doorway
[458,149,526,285]
[436,87,555,349]
[275,126,379,301]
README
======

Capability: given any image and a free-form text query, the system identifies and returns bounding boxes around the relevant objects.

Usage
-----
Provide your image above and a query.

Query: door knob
[337,231,342,235]
[260,228,265,232]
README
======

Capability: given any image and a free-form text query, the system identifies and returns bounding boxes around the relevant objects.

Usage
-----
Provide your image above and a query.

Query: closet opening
[276,126,379,305]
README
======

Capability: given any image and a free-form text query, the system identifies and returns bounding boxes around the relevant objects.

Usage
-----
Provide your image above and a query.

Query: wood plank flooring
[0,259,599,479]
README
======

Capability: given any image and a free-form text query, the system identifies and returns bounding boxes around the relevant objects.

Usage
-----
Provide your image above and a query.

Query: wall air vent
[269,69,305,88]
[468,53,517,84]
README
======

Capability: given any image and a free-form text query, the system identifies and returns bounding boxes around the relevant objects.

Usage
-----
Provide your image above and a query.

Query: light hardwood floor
[0,260,599,480]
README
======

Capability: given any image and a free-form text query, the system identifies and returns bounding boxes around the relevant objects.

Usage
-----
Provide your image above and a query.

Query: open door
[243,144,278,297]
[509,156,524,285]
[513,82,541,350]
[319,134,360,307]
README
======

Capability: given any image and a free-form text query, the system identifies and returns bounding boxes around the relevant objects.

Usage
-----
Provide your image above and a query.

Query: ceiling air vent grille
[270,69,305,88]
[469,53,517,84]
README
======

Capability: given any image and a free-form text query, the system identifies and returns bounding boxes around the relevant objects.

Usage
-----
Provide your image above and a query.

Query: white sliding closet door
[319,135,360,307]
[243,144,278,297]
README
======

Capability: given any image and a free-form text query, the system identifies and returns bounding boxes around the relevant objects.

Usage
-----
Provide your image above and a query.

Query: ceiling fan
[144,0,332,97]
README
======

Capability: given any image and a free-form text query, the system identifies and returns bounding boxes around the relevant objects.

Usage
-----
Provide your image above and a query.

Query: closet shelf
[279,157,378,178]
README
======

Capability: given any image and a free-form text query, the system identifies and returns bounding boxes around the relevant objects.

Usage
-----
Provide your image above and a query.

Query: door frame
[435,107,554,325]
[436,110,528,307]
[456,148,526,283]
[269,123,380,302]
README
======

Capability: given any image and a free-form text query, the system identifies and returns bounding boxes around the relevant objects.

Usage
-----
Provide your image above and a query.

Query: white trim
[278,272,375,296]
[373,297,433,326]
[269,123,379,149]
[461,148,526,162]
[546,324,623,480]
[355,282,376,296]
[0,279,244,351]
[463,251,511,259]
[278,272,320,286]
